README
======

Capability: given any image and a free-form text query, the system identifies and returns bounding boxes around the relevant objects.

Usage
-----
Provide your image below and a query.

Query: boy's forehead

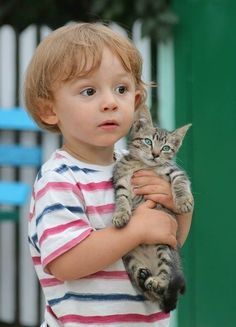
[52,44,136,89]
[100,48,129,70]
[74,47,132,78]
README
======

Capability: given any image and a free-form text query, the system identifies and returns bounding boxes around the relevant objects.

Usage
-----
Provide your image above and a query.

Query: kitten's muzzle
[152,151,160,159]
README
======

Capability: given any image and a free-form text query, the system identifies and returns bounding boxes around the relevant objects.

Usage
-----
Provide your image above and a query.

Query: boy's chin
[96,137,123,148]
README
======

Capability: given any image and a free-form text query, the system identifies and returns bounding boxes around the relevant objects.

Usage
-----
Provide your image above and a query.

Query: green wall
[173,1,236,326]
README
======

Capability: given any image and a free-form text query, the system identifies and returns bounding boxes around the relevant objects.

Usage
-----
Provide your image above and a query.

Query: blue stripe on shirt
[36,203,84,226]
[55,164,98,174]
[28,234,40,252]
[48,292,146,306]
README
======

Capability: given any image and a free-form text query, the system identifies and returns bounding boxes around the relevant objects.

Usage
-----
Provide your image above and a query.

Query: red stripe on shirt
[85,270,129,280]
[42,228,93,268]
[59,312,170,324]
[78,181,113,191]
[39,219,89,246]
[32,256,41,265]
[86,203,115,215]
[35,182,84,201]
[40,277,63,287]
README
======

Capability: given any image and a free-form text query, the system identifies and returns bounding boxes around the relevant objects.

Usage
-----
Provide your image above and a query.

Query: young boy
[25,23,192,326]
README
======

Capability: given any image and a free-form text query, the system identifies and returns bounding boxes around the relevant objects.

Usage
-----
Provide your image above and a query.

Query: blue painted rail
[0,107,41,216]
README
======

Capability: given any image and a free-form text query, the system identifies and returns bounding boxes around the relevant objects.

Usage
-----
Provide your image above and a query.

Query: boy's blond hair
[24,23,147,133]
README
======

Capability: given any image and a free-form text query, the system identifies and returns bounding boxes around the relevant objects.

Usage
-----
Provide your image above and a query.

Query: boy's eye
[115,85,127,94]
[80,88,96,96]
[144,138,152,146]
[162,145,171,152]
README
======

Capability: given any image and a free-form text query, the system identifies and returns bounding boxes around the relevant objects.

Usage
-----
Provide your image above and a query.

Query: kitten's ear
[132,104,153,132]
[134,104,153,124]
[171,124,192,150]
[175,124,192,138]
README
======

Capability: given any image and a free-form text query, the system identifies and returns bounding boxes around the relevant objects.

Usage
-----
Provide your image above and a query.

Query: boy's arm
[175,212,192,246]
[47,200,177,281]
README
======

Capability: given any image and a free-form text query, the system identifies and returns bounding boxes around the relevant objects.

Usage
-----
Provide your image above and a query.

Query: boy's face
[43,47,140,163]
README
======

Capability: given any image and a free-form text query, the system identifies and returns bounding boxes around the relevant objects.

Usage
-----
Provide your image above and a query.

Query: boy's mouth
[98,120,119,127]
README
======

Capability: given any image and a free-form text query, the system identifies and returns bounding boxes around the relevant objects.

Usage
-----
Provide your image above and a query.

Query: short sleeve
[33,170,93,272]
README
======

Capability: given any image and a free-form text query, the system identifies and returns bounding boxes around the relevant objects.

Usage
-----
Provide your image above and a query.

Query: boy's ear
[134,91,141,109]
[38,99,58,125]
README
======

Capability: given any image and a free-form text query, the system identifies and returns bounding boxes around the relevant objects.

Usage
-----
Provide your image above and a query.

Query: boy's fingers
[168,235,177,249]
[142,199,156,209]
[133,169,156,177]
[132,175,164,187]
[171,216,178,232]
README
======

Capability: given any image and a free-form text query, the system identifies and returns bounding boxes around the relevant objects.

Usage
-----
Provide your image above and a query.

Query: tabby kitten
[112,104,194,313]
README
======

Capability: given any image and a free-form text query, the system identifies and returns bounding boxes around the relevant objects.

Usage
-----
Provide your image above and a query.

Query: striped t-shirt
[28,149,170,326]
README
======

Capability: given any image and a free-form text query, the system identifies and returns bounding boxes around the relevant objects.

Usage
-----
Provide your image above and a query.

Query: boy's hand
[130,200,178,249]
[131,169,175,211]
[131,169,192,246]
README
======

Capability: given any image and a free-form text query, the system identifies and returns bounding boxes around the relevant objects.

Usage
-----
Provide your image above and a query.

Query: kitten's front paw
[175,195,194,213]
[112,209,131,228]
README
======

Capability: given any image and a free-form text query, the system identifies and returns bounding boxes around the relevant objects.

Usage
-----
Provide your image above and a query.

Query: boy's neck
[62,143,115,166]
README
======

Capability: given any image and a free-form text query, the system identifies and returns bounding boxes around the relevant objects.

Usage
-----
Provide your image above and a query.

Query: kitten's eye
[144,138,152,146]
[80,88,96,96]
[115,85,127,94]
[162,145,171,152]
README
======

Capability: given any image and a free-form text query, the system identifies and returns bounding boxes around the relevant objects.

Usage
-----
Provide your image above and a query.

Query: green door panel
[172,1,236,326]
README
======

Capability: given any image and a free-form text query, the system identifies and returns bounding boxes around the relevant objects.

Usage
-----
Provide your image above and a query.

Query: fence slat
[0,25,17,324]
[132,20,152,107]
[0,25,16,106]
[157,38,175,130]
[18,25,40,326]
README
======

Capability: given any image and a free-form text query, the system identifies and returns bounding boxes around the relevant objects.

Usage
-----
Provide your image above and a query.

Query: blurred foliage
[0,0,178,41]
[91,0,178,41]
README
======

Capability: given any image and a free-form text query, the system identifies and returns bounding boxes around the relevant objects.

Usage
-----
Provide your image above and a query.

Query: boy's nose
[102,102,117,111]
[100,93,118,111]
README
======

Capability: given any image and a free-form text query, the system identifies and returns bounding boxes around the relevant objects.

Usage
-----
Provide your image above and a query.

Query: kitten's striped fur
[113,104,193,313]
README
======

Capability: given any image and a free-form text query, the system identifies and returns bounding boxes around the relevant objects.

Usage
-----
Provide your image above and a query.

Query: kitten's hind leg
[123,249,167,301]
[144,245,185,312]
[144,271,185,312]
[123,254,152,292]
[137,268,152,291]
[144,269,170,302]
[124,250,174,308]
[162,272,185,313]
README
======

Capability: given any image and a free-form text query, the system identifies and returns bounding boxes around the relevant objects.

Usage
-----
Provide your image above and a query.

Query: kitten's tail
[162,272,186,313]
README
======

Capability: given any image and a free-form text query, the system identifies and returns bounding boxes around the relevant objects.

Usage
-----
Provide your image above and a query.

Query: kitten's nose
[152,152,160,158]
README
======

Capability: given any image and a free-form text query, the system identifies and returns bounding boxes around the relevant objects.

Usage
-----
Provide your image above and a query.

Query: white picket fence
[0,22,175,326]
